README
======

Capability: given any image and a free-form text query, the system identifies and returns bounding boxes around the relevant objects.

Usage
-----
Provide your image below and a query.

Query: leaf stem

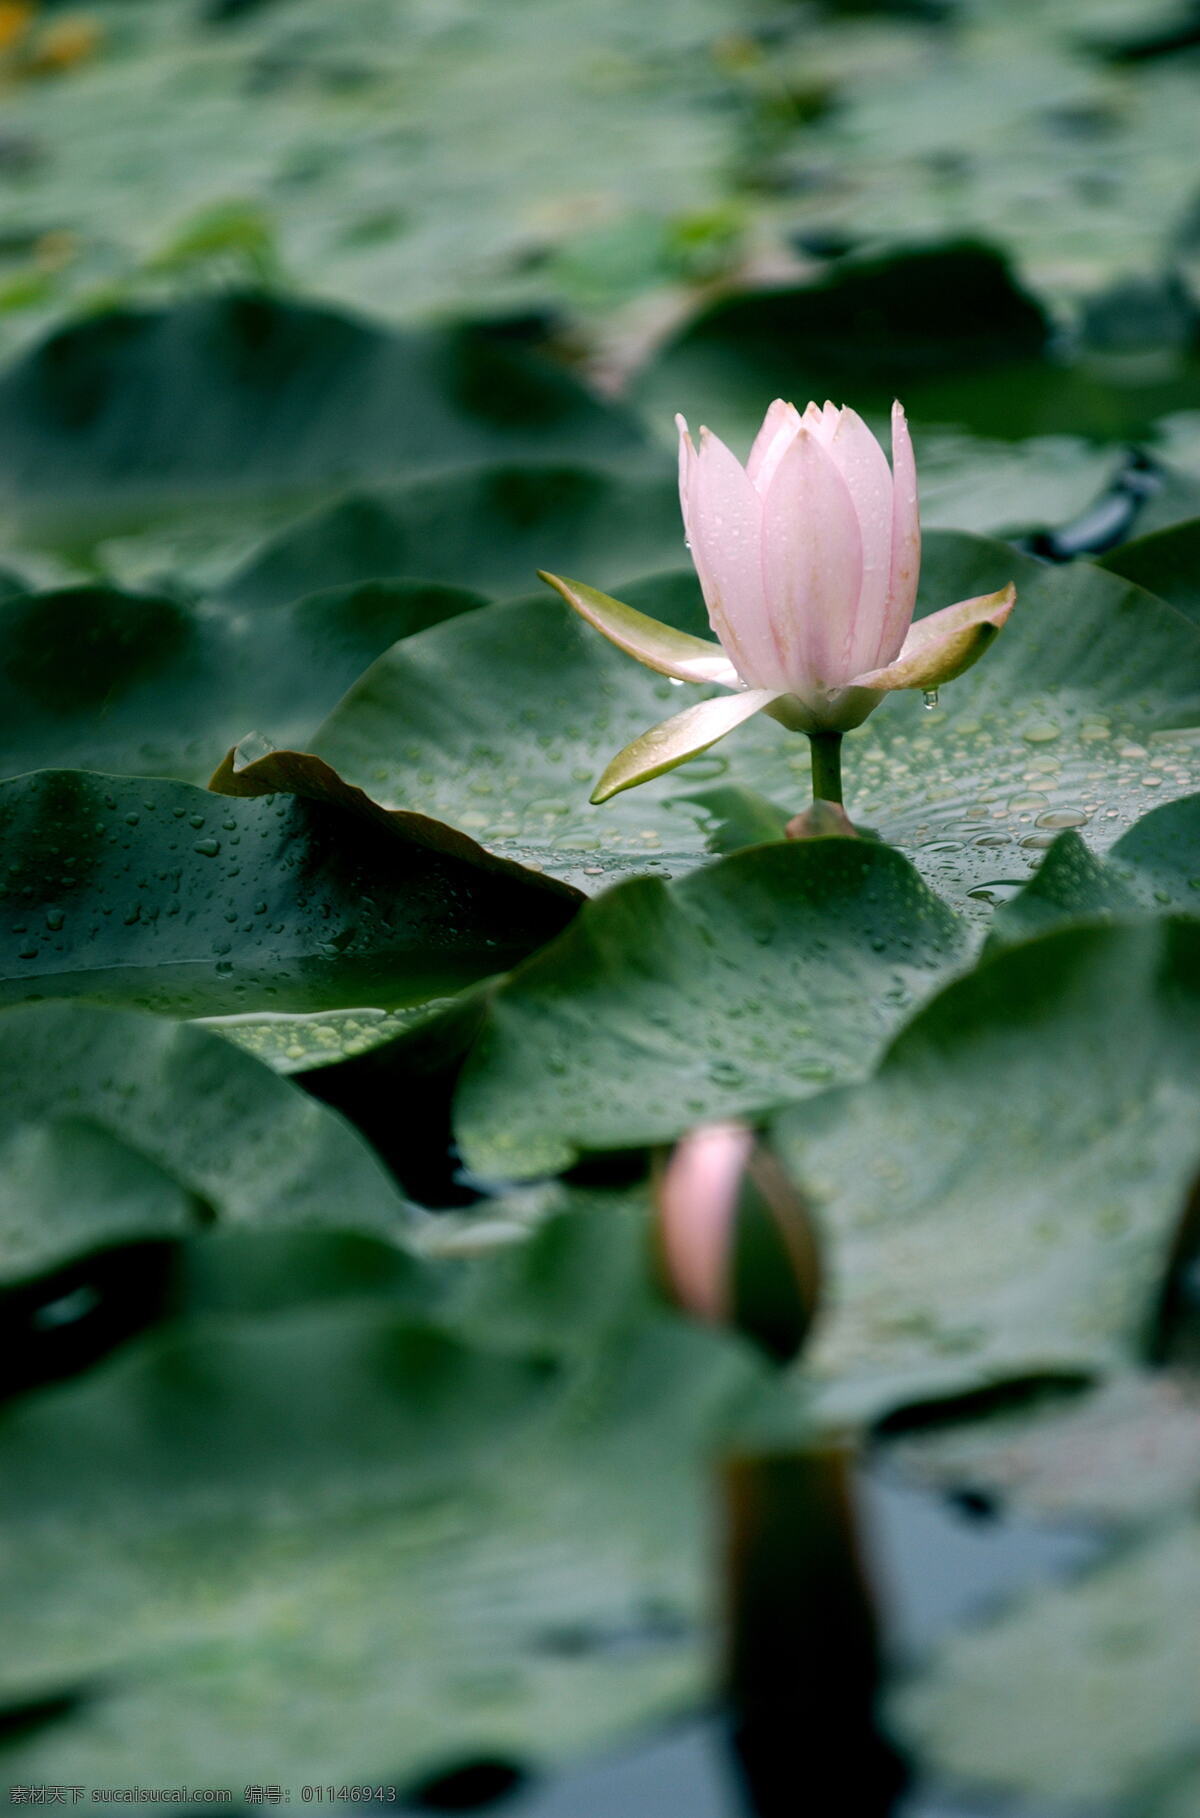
[808,731,844,806]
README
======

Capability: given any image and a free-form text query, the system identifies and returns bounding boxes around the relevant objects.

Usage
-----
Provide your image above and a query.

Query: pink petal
[658,1122,755,1322]
[825,407,895,674]
[676,412,696,527]
[801,400,839,445]
[760,425,864,692]
[884,399,921,664]
[688,426,785,687]
[746,398,802,494]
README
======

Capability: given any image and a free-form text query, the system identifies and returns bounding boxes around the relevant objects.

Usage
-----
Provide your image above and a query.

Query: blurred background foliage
[0,0,1196,348]
[0,0,1198,581]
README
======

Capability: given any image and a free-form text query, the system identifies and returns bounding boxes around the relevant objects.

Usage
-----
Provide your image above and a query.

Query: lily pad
[916,429,1120,540]
[200,1002,455,1074]
[450,839,968,1180]
[311,532,1200,910]
[634,242,1051,435]
[0,577,485,783]
[220,462,681,613]
[769,918,1200,1423]
[0,1208,783,1790]
[0,292,645,554]
[989,792,1200,943]
[884,1371,1200,1528]
[1099,514,1200,625]
[674,784,792,853]
[0,766,578,1017]
[0,1001,412,1281]
[892,1513,1200,1815]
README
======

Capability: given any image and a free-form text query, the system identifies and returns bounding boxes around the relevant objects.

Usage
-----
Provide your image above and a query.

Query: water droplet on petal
[922,689,939,711]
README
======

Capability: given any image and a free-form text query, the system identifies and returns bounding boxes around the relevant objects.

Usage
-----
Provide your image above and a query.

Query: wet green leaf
[886,1371,1200,1528]
[222,462,681,612]
[990,792,1200,943]
[671,784,792,854]
[448,839,967,1179]
[893,1513,1200,1815]
[770,918,1200,1423]
[1099,515,1200,626]
[0,1205,784,1789]
[0,292,645,556]
[0,766,578,1016]
[0,578,485,783]
[0,1002,412,1281]
[200,1002,457,1074]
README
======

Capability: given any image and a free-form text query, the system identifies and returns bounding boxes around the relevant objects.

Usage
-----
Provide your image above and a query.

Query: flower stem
[808,732,844,807]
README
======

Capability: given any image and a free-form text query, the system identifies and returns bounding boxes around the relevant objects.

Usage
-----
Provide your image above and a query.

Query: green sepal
[540,570,739,686]
[591,690,782,803]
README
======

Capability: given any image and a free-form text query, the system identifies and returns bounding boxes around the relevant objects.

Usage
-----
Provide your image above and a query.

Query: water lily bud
[656,1121,821,1364]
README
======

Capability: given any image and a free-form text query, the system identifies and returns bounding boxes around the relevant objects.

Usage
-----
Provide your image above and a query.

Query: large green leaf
[200,1001,459,1075]
[220,462,681,612]
[0,766,578,1016]
[449,840,967,1180]
[636,243,1050,434]
[1099,515,1200,625]
[0,292,645,556]
[892,1513,1200,1816]
[0,1002,412,1281]
[0,1205,785,1790]
[990,792,1200,944]
[0,577,485,783]
[312,531,1200,909]
[769,918,1200,1423]
[886,1371,1200,1528]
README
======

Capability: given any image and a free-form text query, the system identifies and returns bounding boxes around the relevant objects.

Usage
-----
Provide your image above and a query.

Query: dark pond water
[395,1470,1105,1818]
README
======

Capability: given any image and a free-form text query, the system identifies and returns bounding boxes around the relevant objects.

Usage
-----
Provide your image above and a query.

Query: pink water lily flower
[540,399,1014,808]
